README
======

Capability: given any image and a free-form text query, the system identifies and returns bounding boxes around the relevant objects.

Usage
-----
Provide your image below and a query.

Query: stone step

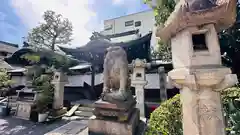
[9,102,17,107]
[77,106,94,112]
[74,111,93,117]
[72,99,95,107]
[44,121,88,135]
[11,106,17,110]
[8,100,17,103]
[10,95,18,98]
[9,96,18,101]
[62,116,87,121]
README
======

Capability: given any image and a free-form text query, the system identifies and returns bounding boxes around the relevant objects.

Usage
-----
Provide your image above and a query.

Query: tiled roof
[0,41,18,48]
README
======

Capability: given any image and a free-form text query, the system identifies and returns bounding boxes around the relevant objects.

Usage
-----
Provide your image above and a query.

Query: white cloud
[112,0,125,5]
[0,12,6,21]
[10,0,98,47]
[0,12,17,32]
[112,0,139,6]
[111,0,144,14]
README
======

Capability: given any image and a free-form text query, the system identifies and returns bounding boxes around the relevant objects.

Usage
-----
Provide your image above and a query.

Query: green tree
[144,0,177,61]
[27,10,73,51]
[144,0,177,26]
[145,0,240,67]
[218,4,240,80]
[0,69,12,88]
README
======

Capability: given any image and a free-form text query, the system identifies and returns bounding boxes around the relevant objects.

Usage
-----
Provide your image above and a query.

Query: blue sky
[0,0,150,47]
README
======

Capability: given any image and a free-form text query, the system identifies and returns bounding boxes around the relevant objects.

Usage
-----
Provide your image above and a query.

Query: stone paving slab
[0,117,68,135]
[45,120,88,135]
[77,120,146,135]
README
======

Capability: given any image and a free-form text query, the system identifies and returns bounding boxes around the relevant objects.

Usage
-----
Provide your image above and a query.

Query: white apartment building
[100,10,157,49]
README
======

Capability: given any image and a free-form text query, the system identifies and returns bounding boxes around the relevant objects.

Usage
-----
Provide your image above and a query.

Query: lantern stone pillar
[131,59,149,118]
[51,71,68,110]
[156,0,237,135]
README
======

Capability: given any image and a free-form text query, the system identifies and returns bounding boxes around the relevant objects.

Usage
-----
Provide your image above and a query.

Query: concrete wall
[11,73,167,89]
[101,10,157,49]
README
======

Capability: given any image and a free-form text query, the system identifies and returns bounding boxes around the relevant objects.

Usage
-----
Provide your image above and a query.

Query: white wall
[101,10,157,49]
[110,34,139,43]
[10,73,170,89]
[66,74,103,87]
[67,73,169,89]
[11,76,27,87]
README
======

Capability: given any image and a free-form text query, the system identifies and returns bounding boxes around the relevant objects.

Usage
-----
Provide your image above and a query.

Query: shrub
[0,69,12,88]
[146,94,182,135]
[146,87,240,135]
[25,66,55,113]
[222,86,240,135]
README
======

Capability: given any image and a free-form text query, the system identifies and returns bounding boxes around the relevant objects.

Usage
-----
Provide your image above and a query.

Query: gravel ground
[0,117,69,135]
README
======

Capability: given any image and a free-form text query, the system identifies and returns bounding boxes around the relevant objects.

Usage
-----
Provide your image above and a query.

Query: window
[104,25,112,31]
[125,20,134,27]
[136,73,142,78]
[135,21,141,27]
[192,33,208,51]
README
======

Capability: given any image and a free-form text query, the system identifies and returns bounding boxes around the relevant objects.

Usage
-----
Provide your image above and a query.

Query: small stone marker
[15,101,33,120]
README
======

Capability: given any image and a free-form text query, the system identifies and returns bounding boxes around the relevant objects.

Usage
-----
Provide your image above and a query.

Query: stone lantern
[156,0,238,135]
[51,71,68,110]
[131,58,150,117]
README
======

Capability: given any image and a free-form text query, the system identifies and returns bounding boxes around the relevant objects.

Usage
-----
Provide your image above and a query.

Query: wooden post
[90,64,97,100]
[158,66,167,102]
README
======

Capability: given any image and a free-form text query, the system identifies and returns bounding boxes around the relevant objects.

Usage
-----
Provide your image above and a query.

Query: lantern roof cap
[156,0,236,42]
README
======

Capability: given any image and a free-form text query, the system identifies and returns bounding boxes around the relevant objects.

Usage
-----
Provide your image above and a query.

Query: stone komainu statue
[102,46,132,102]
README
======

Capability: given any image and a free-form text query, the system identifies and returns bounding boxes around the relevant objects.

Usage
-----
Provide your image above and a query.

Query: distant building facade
[0,41,18,59]
[100,10,157,49]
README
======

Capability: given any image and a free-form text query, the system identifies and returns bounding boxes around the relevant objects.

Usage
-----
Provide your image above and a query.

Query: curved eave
[0,41,18,48]
[156,0,236,42]
[4,48,35,66]
[59,32,152,65]
[5,47,80,67]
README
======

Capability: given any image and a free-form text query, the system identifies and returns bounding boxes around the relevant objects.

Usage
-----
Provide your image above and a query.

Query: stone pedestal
[168,67,238,135]
[93,99,136,121]
[89,99,140,135]
[89,108,140,135]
